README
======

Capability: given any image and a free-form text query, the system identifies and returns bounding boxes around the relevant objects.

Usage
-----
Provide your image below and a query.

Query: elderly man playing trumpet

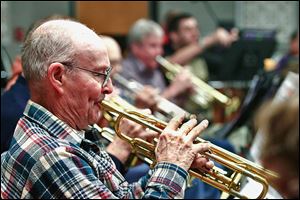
[1,19,213,199]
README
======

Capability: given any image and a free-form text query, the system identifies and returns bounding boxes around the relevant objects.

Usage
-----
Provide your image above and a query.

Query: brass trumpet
[156,56,238,109]
[100,99,278,199]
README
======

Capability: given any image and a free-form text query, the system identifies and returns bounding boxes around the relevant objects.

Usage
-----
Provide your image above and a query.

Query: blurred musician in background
[163,12,239,82]
[120,18,195,109]
[256,96,299,199]
[275,30,299,77]
[161,12,240,124]
[101,35,159,113]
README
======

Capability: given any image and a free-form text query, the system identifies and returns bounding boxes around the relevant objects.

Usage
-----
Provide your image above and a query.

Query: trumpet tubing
[155,56,232,107]
[100,99,278,199]
[93,124,116,143]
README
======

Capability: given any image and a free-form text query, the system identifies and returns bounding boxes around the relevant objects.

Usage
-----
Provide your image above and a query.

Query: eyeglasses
[75,66,112,88]
[61,62,112,88]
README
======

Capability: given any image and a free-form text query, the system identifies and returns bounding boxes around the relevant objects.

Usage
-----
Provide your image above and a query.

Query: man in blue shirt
[1,74,29,153]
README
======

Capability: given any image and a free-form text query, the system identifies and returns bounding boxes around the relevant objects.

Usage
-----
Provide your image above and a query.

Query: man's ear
[47,63,65,94]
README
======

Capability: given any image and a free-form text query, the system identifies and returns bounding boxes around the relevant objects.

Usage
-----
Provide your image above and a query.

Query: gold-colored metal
[100,99,278,199]
[112,73,192,121]
[93,124,116,143]
[156,56,233,108]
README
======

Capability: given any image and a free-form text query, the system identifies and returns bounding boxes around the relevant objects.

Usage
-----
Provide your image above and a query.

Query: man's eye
[92,72,101,77]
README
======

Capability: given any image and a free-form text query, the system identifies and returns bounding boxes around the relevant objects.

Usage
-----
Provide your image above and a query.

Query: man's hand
[173,69,195,94]
[201,27,239,49]
[135,86,160,111]
[163,69,195,100]
[212,27,239,47]
[155,114,213,171]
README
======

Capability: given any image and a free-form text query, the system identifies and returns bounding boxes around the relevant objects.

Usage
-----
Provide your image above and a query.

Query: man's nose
[101,78,113,94]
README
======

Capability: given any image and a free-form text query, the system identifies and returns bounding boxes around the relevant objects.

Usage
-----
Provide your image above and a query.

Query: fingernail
[180,113,186,119]
[189,114,197,120]
[202,119,209,127]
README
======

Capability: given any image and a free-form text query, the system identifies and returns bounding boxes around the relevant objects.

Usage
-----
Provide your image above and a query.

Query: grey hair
[127,18,163,45]
[21,19,98,81]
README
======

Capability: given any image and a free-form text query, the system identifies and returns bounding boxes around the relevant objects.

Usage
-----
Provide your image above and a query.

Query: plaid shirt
[1,100,188,199]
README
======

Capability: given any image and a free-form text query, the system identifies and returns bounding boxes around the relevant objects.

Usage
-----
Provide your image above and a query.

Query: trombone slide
[113,73,189,118]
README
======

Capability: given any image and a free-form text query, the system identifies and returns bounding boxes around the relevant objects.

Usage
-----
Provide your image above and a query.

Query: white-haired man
[1,19,213,199]
[120,19,195,109]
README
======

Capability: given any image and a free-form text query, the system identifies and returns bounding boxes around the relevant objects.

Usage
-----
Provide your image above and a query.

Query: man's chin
[89,106,101,122]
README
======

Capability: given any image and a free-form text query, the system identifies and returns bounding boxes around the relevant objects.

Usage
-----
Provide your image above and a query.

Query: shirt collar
[23,100,85,147]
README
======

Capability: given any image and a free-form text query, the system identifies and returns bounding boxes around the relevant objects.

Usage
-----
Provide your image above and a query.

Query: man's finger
[185,119,209,142]
[178,118,197,135]
[165,114,185,130]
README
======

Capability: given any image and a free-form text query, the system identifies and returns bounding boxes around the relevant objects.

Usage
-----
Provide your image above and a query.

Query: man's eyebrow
[93,65,108,70]
[96,65,112,72]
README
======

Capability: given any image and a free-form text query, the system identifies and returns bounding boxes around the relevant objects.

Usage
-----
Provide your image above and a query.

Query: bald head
[34,19,101,47]
[22,19,105,81]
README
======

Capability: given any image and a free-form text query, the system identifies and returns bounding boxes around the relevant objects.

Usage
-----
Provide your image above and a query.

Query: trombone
[156,56,238,110]
[112,73,199,121]
[100,99,278,199]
